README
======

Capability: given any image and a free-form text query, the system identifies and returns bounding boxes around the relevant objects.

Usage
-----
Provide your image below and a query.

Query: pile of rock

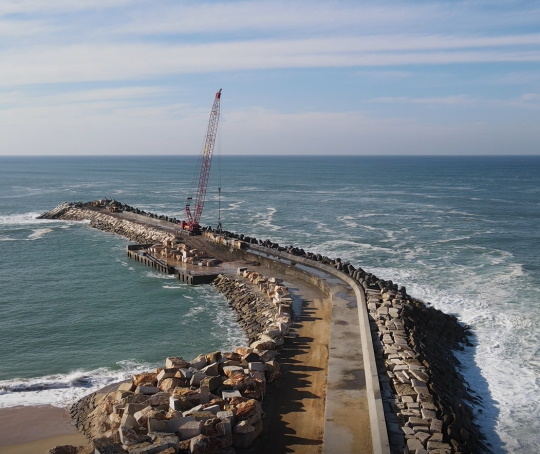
[366,287,486,454]
[147,243,221,267]
[213,271,292,349]
[71,351,275,454]
[38,202,176,245]
[68,270,292,454]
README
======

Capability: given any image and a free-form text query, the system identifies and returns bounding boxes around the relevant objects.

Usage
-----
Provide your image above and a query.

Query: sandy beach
[0,406,89,454]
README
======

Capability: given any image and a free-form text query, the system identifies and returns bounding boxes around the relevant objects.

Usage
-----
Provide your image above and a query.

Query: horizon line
[1,154,539,158]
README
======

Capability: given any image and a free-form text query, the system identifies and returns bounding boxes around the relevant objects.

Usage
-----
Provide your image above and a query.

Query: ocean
[0,155,538,452]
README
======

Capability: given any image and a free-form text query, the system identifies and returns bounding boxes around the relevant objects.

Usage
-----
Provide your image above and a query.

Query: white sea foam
[0,361,156,409]
[357,212,388,218]
[27,228,53,240]
[432,235,472,244]
[144,271,176,280]
[367,261,540,452]
[162,284,183,289]
[337,215,359,228]
[221,201,243,212]
[314,221,333,234]
[319,239,395,256]
[252,207,282,231]
[0,212,46,226]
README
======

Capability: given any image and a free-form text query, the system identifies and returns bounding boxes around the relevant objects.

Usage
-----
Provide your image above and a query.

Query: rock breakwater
[41,201,487,453]
[68,269,292,454]
[213,271,292,348]
[214,229,487,453]
[38,201,177,245]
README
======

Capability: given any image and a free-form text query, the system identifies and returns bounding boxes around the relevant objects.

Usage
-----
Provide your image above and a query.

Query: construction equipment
[180,88,222,234]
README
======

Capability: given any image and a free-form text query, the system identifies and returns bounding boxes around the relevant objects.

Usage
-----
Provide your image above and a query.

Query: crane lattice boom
[184,88,222,232]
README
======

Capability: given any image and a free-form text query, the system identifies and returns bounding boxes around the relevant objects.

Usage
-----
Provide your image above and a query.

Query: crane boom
[184,88,222,233]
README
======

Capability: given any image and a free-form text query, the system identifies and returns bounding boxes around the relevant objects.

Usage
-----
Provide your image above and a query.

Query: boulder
[223,374,253,391]
[159,378,180,392]
[178,420,202,440]
[132,373,157,387]
[118,425,148,446]
[135,386,159,395]
[200,375,222,393]
[250,335,277,351]
[156,369,177,383]
[205,351,222,363]
[201,362,220,377]
[190,371,208,387]
[165,356,189,369]
[146,392,171,407]
[222,366,244,378]
[190,354,208,370]
[189,434,221,454]
[46,446,80,454]
[232,419,263,449]
[234,399,262,421]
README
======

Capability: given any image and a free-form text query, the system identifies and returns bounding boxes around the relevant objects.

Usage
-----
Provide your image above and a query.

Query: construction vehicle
[180,89,222,234]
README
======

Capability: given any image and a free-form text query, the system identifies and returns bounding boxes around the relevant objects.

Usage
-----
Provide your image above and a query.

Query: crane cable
[216,112,223,233]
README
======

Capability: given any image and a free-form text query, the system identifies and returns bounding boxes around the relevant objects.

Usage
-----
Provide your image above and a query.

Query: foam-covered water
[0,155,538,452]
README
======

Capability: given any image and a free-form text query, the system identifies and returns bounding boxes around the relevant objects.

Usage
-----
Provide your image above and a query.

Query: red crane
[181,88,222,234]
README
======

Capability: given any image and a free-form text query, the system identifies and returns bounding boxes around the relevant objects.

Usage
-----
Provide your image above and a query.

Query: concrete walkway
[324,277,372,453]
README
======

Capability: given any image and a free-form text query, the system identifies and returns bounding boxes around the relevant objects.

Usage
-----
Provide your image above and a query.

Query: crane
[181,88,222,234]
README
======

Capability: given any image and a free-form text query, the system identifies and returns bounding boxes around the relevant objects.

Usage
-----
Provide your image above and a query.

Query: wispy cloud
[372,95,474,106]
[0,0,539,156]
[0,86,170,109]
[1,37,539,87]
[0,0,136,16]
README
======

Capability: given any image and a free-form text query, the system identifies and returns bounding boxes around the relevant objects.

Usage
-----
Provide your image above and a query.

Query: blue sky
[0,0,539,155]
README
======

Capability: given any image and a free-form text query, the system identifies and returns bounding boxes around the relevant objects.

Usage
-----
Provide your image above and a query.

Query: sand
[0,406,89,454]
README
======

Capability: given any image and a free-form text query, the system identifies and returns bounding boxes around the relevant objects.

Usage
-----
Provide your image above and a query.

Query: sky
[0,0,539,156]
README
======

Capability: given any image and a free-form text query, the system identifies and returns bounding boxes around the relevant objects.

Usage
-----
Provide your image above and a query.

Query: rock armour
[67,267,290,453]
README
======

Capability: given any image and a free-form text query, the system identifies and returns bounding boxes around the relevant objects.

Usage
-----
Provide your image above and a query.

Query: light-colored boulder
[159,378,180,392]
[223,366,244,378]
[189,354,207,370]
[165,356,189,369]
[178,420,202,440]
[135,385,159,395]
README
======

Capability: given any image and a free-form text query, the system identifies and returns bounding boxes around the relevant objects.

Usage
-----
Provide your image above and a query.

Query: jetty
[37,201,487,454]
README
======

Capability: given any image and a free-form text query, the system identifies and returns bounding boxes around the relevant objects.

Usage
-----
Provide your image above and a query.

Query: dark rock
[46,446,80,454]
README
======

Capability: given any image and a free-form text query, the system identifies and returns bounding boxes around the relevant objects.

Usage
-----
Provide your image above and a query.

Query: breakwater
[69,269,290,453]
[38,201,177,244]
[39,201,487,454]
[214,230,488,454]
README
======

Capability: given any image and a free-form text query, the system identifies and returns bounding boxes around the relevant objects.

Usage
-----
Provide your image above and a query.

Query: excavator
[180,89,222,235]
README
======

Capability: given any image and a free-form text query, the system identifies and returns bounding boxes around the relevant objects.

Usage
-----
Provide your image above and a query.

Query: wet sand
[0,406,89,454]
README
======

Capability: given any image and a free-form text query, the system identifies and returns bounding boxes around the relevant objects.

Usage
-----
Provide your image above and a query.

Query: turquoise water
[1,155,539,452]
